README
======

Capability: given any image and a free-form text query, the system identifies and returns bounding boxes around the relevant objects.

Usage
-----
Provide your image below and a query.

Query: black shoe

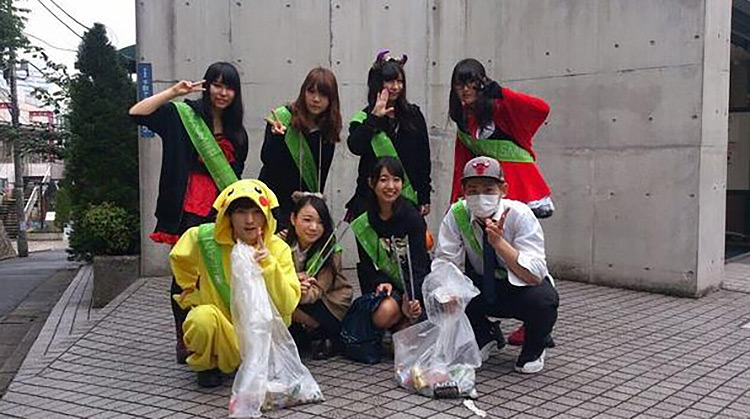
[489,321,506,350]
[176,341,189,364]
[197,368,223,388]
[312,338,337,360]
[545,335,556,348]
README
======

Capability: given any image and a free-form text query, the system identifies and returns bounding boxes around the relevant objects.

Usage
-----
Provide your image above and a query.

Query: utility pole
[8,52,28,257]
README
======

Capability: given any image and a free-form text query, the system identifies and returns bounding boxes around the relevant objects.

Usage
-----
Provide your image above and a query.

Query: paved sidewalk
[0,263,749,418]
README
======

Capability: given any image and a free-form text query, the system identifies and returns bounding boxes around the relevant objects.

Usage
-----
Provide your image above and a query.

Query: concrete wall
[136,0,731,297]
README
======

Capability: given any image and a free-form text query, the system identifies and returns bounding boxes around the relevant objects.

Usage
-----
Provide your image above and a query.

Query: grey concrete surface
[135,0,732,298]
[0,250,79,397]
[1,263,749,418]
[0,250,75,317]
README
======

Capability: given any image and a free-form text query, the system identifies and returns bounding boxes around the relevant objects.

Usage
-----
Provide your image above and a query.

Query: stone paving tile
[0,268,749,418]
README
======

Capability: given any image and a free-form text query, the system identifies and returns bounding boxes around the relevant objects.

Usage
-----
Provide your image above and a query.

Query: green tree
[0,0,28,68]
[66,23,139,257]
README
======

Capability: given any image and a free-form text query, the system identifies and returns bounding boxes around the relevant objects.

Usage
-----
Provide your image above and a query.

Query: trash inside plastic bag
[393,262,481,399]
[229,242,324,418]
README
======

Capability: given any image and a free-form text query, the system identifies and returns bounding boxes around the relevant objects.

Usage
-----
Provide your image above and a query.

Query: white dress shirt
[432,198,550,287]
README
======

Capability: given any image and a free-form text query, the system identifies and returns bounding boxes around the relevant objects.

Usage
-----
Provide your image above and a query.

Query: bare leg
[292,309,321,329]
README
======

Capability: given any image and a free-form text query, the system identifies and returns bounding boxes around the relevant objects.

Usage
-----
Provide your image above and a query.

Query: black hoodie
[355,197,430,302]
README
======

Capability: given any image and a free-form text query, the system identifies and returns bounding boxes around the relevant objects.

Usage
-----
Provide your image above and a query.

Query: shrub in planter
[69,202,140,308]
[69,202,139,260]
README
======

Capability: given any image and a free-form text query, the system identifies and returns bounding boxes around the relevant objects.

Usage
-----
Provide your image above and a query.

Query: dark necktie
[482,229,499,305]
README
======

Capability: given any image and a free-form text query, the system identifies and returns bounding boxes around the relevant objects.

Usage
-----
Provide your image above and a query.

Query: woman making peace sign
[129,61,248,364]
[258,67,342,233]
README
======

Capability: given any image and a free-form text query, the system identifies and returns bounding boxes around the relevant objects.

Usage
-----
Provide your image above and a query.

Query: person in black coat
[350,157,429,331]
[345,50,432,221]
[129,62,248,364]
[259,67,342,233]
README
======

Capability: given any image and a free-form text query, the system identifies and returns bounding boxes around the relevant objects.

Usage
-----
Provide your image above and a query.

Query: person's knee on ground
[372,297,401,329]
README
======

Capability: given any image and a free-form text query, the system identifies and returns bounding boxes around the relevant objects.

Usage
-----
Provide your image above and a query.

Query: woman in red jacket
[449,58,554,219]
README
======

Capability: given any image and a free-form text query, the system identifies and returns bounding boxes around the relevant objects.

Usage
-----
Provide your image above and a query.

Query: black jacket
[258,105,335,230]
[130,99,248,236]
[355,198,430,302]
[346,104,432,217]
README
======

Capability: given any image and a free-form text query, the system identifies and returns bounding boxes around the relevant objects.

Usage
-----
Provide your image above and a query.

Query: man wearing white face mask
[432,156,559,374]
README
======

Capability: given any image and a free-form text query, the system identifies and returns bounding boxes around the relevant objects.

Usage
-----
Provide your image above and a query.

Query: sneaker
[508,325,525,346]
[197,368,223,388]
[514,350,545,374]
[480,340,498,362]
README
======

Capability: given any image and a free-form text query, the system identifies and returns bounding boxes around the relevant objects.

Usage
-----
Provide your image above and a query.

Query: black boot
[197,368,223,388]
[175,321,189,364]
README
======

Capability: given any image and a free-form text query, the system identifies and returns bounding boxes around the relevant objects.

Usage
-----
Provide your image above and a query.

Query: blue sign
[137,62,155,138]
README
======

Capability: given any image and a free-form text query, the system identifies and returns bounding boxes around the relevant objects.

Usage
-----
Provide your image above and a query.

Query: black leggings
[290,300,343,347]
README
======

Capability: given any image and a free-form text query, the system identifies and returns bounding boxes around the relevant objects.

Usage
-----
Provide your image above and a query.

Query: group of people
[129,52,559,389]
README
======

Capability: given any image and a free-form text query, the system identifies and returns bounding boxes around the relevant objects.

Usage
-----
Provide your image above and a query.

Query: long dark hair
[199,62,246,146]
[449,58,493,128]
[366,156,407,214]
[291,67,342,143]
[287,194,337,272]
[367,59,414,122]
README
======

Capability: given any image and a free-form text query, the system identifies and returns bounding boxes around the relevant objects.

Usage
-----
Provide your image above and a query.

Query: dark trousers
[290,300,343,350]
[466,274,559,365]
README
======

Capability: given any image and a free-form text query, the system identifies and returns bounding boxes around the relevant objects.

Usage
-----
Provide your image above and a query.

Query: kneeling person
[170,180,301,387]
[433,156,558,374]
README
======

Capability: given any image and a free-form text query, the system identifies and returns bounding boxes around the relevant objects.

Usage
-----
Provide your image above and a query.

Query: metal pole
[9,53,28,257]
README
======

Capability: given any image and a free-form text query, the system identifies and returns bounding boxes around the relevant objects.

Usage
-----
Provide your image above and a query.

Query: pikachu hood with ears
[170,179,300,326]
[212,179,279,245]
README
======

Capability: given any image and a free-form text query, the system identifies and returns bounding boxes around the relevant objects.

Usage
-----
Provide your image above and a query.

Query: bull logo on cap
[472,159,491,175]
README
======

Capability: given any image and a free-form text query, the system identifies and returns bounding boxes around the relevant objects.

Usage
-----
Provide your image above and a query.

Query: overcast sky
[19,0,135,72]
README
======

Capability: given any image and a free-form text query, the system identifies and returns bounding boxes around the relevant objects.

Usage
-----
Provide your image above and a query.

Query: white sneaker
[480,340,498,362]
[514,350,545,374]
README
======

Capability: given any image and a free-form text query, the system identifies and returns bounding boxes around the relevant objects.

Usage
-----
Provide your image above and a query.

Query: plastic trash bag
[229,242,324,418]
[393,261,481,398]
[340,292,387,364]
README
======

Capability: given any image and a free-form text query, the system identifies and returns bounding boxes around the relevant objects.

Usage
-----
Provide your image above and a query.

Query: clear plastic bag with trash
[393,261,482,399]
[228,242,324,418]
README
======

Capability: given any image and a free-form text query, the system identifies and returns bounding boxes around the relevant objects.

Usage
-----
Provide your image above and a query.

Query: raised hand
[253,227,270,261]
[264,108,287,135]
[371,88,395,118]
[170,79,205,97]
[485,207,510,249]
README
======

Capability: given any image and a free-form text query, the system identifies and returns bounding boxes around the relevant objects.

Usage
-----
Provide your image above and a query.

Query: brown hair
[291,67,342,143]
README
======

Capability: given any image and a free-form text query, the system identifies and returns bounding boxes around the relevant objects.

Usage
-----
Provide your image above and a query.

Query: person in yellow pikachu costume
[169,179,301,388]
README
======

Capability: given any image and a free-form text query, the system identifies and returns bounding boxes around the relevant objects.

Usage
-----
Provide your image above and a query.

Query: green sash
[174,102,238,190]
[450,201,509,281]
[304,243,342,277]
[197,223,231,312]
[450,200,482,255]
[456,129,535,163]
[350,213,404,290]
[351,111,418,204]
[270,106,320,192]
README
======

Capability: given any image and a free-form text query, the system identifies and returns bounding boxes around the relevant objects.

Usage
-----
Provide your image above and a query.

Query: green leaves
[69,202,139,260]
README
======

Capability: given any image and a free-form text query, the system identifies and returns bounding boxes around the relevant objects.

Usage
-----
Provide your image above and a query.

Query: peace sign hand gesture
[264,108,287,135]
[169,79,205,98]
[371,88,395,118]
[485,207,510,250]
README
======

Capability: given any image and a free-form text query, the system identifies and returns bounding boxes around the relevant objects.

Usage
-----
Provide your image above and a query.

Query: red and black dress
[450,82,554,217]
